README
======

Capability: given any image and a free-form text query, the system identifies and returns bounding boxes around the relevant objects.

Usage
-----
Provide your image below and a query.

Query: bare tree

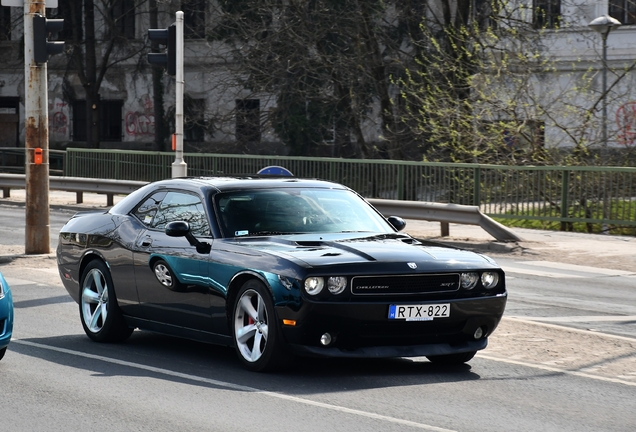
[398,1,636,165]
[55,0,149,149]
[211,0,430,158]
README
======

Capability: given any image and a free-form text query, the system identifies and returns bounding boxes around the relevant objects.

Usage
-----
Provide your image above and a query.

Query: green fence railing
[64,149,636,228]
[0,147,65,175]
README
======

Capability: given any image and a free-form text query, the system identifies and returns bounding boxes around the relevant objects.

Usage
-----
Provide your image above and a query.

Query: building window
[184,98,206,142]
[73,100,123,142]
[609,0,636,25]
[54,0,83,42]
[533,0,561,29]
[474,0,498,31]
[236,99,261,143]
[0,7,11,41]
[182,0,205,39]
[111,0,136,40]
[0,98,19,147]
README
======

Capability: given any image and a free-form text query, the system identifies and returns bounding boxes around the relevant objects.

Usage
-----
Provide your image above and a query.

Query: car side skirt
[124,316,233,347]
[288,338,488,358]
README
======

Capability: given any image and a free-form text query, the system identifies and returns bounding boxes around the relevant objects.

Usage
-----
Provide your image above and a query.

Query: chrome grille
[351,273,459,295]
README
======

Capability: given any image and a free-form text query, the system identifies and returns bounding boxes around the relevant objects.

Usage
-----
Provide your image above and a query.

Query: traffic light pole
[172,11,187,178]
[24,0,50,254]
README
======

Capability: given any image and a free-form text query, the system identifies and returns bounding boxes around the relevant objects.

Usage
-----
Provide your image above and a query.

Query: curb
[414,237,522,255]
[439,240,522,254]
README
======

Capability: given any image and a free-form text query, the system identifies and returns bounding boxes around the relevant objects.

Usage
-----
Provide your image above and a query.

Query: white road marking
[3,277,37,287]
[19,267,61,275]
[477,353,636,387]
[520,261,636,277]
[502,261,636,279]
[509,315,636,323]
[505,316,636,342]
[13,339,455,432]
[501,265,584,278]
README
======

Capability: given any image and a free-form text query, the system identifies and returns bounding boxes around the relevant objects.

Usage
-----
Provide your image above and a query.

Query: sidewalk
[405,219,636,272]
[1,189,635,271]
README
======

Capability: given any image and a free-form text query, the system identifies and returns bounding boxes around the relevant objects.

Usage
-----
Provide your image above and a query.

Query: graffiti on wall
[616,102,636,147]
[125,95,155,136]
[50,100,68,135]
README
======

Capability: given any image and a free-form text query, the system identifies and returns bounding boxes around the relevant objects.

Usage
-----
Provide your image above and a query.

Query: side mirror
[165,221,211,254]
[387,216,406,232]
[165,221,190,237]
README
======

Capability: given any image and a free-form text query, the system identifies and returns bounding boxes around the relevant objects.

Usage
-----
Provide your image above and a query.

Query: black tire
[79,260,133,343]
[231,279,290,372]
[426,351,476,365]
[0,346,6,361]
[152,259,183,291]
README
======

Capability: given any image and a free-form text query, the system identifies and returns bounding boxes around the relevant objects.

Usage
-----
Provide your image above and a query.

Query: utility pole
[147,11,186,178]
[173,11,186,178]
[19,0,64,254]
[24,0,50,254]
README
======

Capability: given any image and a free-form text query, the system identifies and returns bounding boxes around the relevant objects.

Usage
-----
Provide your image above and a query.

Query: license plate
[388,304,450,321]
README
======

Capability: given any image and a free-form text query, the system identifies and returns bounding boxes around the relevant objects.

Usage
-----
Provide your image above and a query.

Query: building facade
[0,1,635,154]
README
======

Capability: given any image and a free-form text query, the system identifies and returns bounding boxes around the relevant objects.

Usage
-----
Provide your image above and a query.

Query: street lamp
[588,15,621,149]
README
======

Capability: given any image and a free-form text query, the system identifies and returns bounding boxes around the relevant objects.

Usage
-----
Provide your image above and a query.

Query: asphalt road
[1,204,635,431]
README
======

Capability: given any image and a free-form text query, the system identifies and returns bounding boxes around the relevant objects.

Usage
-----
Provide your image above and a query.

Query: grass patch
[494,218,635,236]
[492,201,636,236]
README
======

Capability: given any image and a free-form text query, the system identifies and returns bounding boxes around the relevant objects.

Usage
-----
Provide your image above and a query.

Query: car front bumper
[0,290,14,349]
[276,293,506,358]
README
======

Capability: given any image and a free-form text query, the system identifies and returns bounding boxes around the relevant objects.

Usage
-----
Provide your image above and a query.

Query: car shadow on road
[11,331,482,396]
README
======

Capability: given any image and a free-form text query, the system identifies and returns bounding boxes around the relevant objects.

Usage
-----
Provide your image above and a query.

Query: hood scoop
[295,241,324,247]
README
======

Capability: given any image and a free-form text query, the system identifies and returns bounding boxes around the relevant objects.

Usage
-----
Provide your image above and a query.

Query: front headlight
[481,272,500,289]
[460,272,479,290]
[304,277,324,295]
[0,278,5,299]
[327,276,347,295]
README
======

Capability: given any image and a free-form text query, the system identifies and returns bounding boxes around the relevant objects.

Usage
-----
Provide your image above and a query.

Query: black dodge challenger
[56,176,507,371]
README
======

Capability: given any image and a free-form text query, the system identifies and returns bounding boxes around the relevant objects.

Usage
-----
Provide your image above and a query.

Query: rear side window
[133,191,211,236]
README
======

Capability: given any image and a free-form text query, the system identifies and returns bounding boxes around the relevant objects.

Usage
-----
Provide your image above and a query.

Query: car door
[131,190,214,332]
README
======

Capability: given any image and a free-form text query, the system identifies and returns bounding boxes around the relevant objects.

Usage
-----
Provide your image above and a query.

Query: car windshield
[215,188,393,237]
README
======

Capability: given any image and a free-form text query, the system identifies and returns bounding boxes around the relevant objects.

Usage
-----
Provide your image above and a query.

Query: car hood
[230,233,499,270]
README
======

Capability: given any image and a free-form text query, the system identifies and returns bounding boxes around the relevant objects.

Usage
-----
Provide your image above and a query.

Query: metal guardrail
[3,147,635,231]
[0,174,146,207]
[368,199,521,242]
[0,173,521,242]
[63,149,636,229]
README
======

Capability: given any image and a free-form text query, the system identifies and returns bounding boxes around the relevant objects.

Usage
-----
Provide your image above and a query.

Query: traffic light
[148,24,176,76]
[33,14,64,64]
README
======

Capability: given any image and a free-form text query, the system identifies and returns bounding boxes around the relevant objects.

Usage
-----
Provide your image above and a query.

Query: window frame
[609,0,636,25]
[533,0,561,29]
[110,0,136,40]
[72,99,124,142]
[235,99,261,144]
[182,0,206,39]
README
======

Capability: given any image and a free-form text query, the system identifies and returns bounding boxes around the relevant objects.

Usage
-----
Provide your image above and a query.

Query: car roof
[110,176,350,215]
[152,176,348,192]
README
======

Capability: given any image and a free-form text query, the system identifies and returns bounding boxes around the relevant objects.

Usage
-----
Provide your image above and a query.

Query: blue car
[0,271,13,361]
